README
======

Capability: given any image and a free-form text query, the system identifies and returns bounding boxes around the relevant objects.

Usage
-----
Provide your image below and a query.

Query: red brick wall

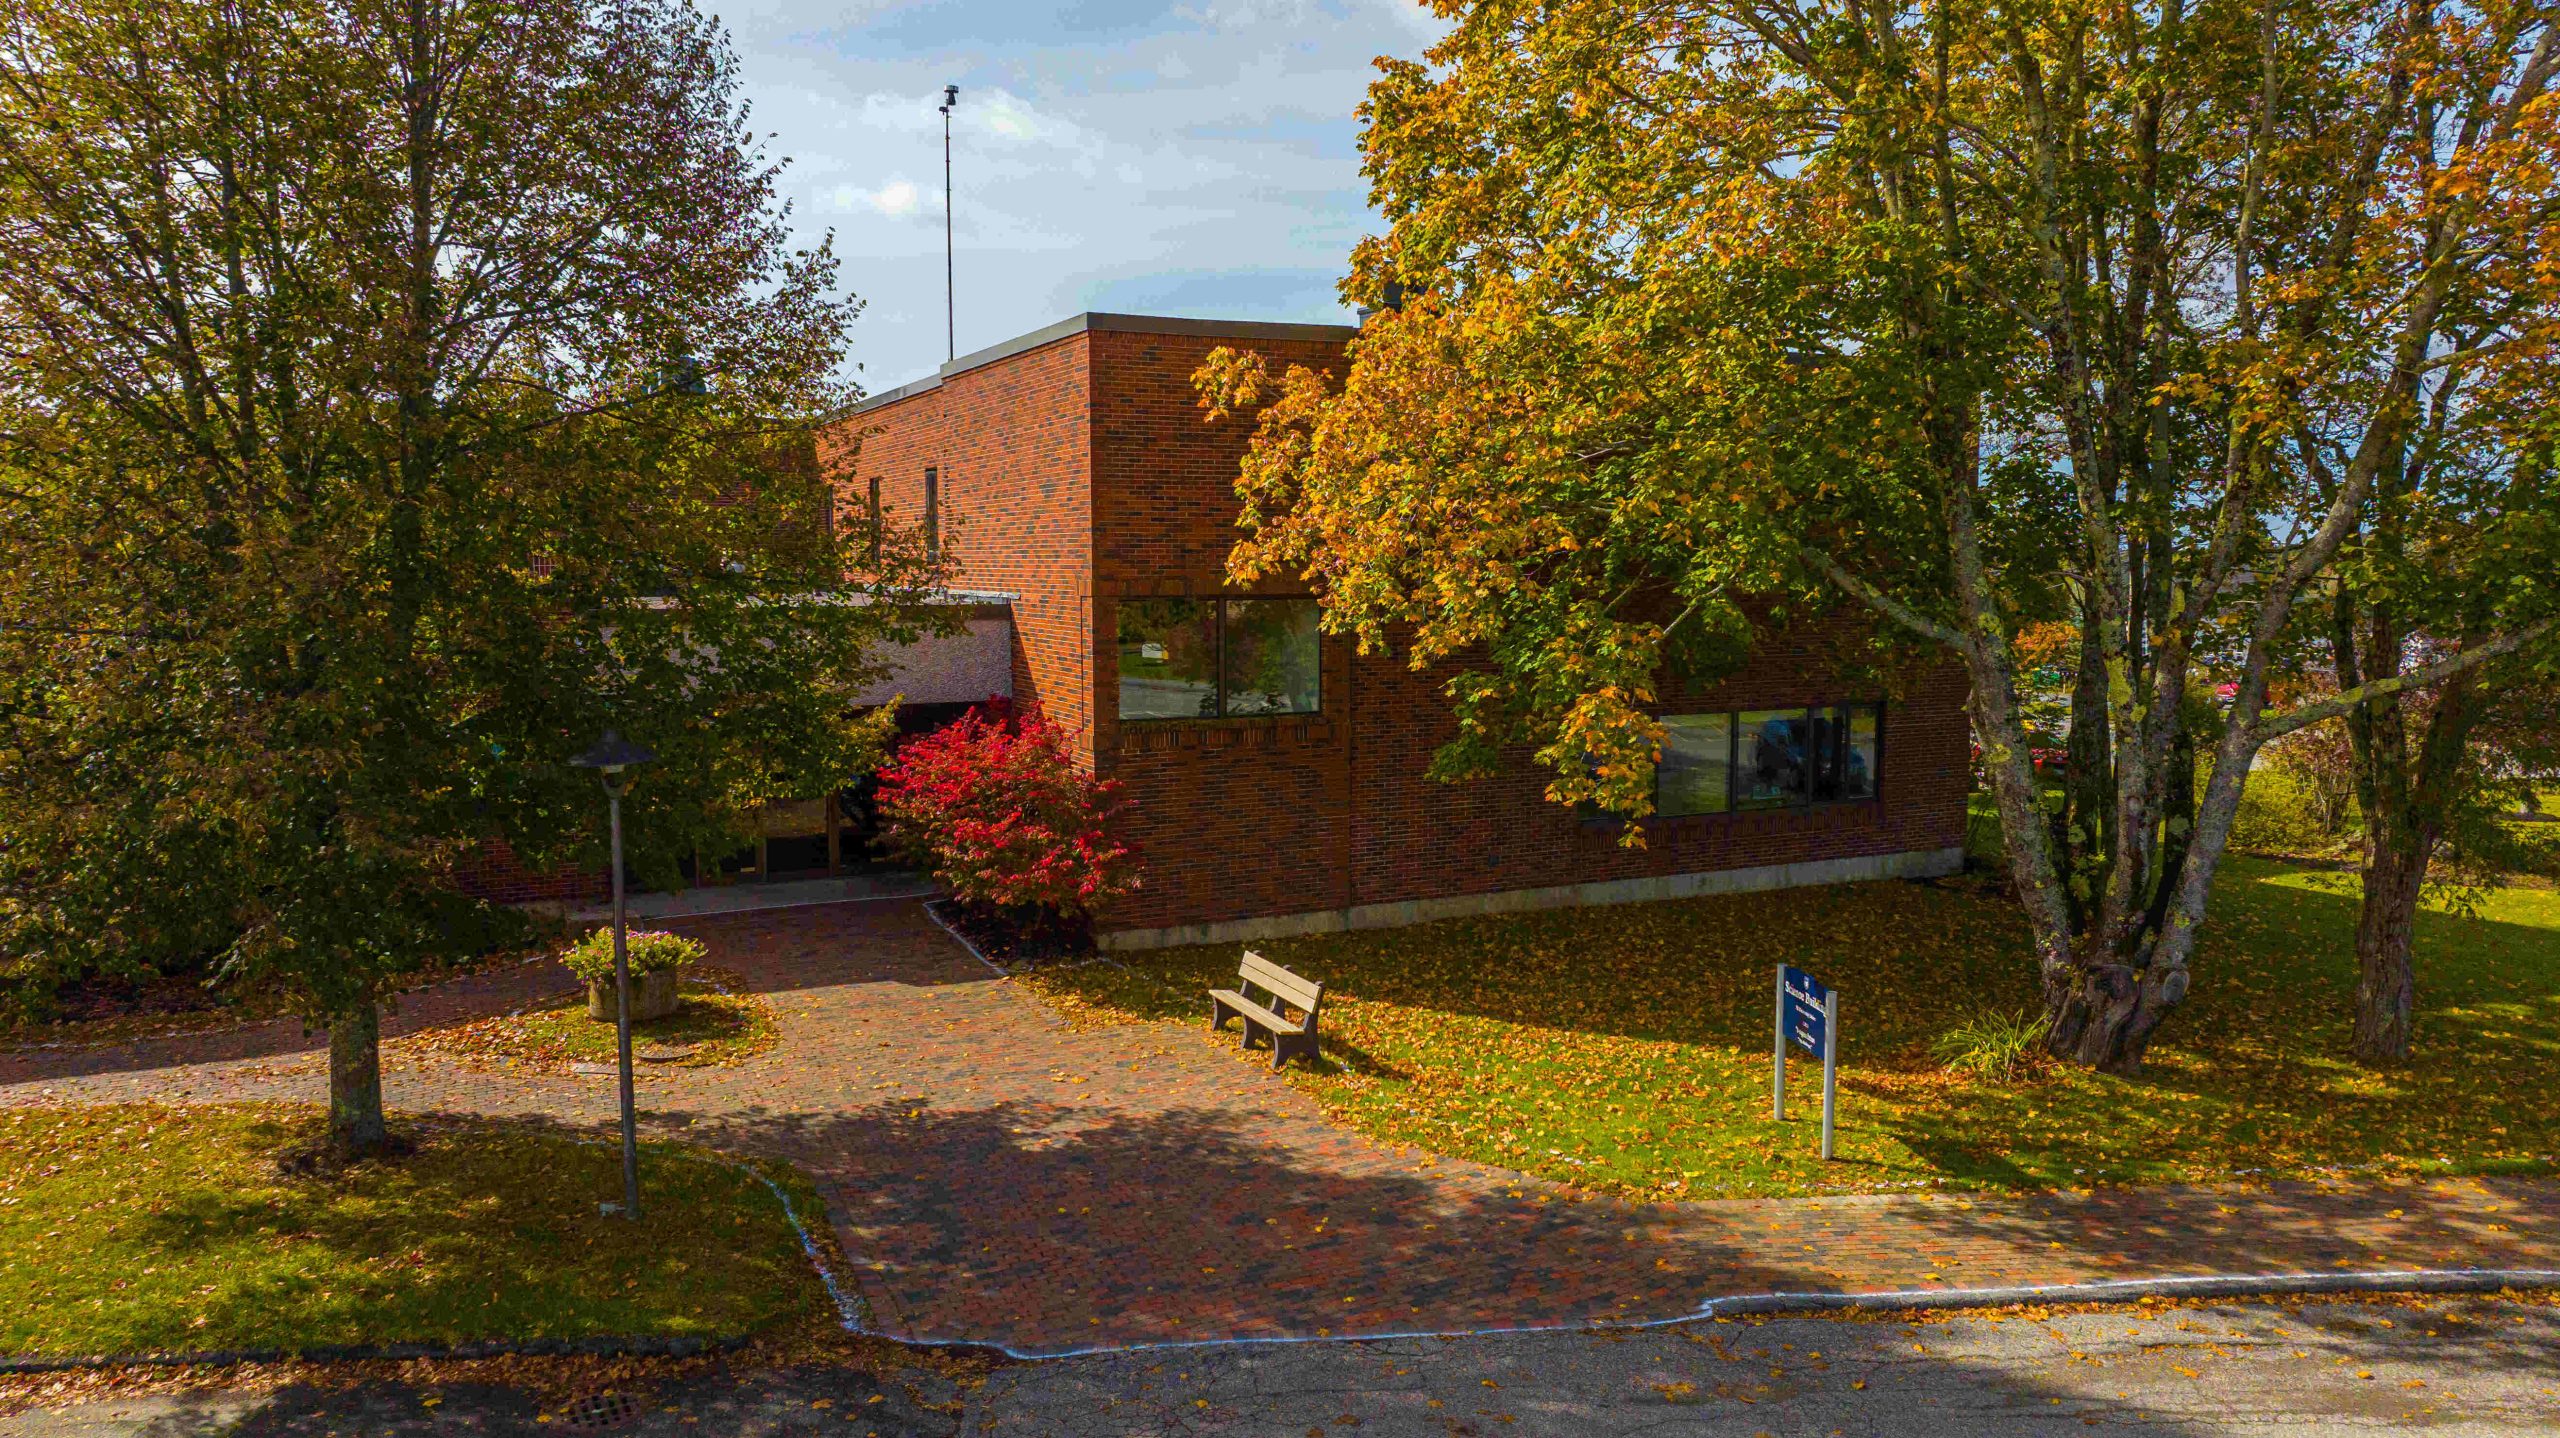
[1086,328,1359,926]
[1087,327,1349,589]
[826,317,1973,936]
[1341,630,1971,916]
[821,334,1098,759]
[449,841,608,906]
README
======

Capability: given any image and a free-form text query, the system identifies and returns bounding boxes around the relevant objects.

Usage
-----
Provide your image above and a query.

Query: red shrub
[874,702,1140,921]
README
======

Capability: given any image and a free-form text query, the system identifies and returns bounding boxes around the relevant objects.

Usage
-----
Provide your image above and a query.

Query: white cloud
[857,178,922,216]
[728,1,1450,387]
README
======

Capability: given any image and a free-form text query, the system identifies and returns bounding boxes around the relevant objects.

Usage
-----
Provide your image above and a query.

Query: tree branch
[1800,546,1967,648]
[2253,618,2558,742]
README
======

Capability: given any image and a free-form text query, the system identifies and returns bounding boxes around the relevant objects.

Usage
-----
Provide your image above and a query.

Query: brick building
[823,312,1970,950]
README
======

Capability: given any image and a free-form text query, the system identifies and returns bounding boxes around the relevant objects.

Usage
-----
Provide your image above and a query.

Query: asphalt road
[6,1296,2556,1437]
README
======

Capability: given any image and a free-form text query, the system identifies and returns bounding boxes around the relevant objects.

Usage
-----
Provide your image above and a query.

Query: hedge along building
[823,312,1972,951]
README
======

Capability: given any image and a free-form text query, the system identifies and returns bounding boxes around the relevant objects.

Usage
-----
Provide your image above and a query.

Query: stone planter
[587,968,684,1024]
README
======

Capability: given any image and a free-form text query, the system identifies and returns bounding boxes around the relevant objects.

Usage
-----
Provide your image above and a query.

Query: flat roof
[842,312,1359,418]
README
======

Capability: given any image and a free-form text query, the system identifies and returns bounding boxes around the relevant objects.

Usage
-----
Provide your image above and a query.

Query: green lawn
[390,974,778,1072]
[1027,856,2560,1200]
[0,1105,832,1356]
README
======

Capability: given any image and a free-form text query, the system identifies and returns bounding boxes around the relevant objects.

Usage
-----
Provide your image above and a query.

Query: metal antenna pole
[940,84,959,361]
[609,777,639,1219]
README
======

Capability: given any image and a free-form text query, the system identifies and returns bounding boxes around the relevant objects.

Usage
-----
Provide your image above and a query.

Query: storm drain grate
[556,1389,644,1432]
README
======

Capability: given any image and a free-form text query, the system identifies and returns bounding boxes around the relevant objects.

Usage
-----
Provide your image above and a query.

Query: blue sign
[1782,965,1830,1060]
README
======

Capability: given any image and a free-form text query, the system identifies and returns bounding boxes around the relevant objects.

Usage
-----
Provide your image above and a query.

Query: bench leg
[1210,996,1237,1033]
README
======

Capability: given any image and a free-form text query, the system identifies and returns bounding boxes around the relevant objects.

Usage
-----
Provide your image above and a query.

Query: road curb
[0,1332,752,1375]
[920,897,1006,977]
[887,1267,2560,1361]
[1698,1267,2560,1318]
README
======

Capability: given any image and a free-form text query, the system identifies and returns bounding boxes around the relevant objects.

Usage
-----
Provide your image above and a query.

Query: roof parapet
[842,311,1358,418]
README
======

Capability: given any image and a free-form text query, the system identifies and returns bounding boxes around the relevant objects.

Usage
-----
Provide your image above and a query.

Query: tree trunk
[2062,602,2113,931]
[2351,829,2425,1065]
[2045,717,2251,1072]
[2046,957,2190,1074]
[328,997,389,1154]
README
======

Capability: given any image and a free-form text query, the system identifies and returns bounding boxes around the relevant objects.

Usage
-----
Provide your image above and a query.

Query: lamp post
[571,729,657,1220]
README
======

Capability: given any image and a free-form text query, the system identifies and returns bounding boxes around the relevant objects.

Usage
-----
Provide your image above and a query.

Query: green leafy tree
[0,0,945,1150]
[1200,0,2560,1071]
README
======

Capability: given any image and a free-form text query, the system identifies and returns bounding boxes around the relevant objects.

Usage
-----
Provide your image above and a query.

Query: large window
[1654,702,1884,817]
[1118,597,1321,721]
[1657,713,1733,817]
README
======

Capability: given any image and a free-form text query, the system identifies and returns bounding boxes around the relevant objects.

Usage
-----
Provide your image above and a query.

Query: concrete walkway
[2,899,2554,1359]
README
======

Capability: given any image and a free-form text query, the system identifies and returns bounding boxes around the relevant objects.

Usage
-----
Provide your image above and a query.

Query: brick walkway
[2,899,2553,1358]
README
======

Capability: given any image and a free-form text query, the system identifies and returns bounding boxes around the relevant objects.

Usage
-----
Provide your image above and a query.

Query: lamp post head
[571,729,657,777]
[940,84,958,114]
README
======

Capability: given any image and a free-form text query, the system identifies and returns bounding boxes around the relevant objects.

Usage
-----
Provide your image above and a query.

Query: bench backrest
[1239,950,1322,1021]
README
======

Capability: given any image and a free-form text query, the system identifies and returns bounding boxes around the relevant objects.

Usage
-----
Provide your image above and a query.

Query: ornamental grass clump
[1931,1008,2052,1083]
[875,702,1140,950]
[561,929,703,983]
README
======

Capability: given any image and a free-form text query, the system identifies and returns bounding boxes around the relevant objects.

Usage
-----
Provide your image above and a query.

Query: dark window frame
[1647,700,1887,821]
[1116,596,1324,723]
[922,466,940,561]
[865,476,882,564]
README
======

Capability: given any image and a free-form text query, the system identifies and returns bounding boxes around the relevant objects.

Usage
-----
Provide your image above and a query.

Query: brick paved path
[2,899,2553,1358]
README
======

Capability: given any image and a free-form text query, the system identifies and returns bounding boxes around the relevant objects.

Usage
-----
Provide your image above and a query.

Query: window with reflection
[1657,713,1733,817]
[1116,599,1219,719]
[1735,709,1814,809]
[1656,702,1884,816]
[1222,598,1321,715]
[1842,703,1881,800]
[1116,596,1323,721]
[1808,703,1881,801]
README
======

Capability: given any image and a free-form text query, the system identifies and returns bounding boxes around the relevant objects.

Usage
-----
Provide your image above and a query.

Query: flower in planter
[561,930,704,1023]
[561,929,704,982]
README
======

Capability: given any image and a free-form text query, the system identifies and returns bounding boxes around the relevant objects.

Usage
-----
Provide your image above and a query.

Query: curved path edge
[854,1267,2560,1362]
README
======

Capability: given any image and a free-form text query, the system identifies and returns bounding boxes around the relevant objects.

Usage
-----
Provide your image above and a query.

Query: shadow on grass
[1035,860,2560,1196]
[0,1107,823,1357]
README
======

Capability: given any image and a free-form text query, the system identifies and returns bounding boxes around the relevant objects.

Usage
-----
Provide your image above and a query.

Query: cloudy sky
[717,0,1448,393]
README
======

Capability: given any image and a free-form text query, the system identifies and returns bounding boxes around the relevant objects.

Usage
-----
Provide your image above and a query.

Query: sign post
[1820,986,1839,1161]
[1775,965,1840,1161]
[1771,966,1788,1121]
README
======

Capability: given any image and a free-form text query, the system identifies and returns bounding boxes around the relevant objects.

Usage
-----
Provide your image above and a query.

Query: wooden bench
[1209,950,1324,1070]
